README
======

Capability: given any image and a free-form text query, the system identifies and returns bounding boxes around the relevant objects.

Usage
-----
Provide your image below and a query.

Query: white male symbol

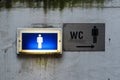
[37,34,43,48]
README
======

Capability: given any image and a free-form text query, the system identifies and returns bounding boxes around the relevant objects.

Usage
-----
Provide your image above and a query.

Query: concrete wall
[0,7,120,80]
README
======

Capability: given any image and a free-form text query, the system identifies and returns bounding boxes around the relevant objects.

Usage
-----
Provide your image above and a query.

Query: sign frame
[17,28,62,54]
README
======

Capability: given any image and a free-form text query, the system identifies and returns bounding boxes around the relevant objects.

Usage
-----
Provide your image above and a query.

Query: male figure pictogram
[37,34,43,48]
[92,26,99,43]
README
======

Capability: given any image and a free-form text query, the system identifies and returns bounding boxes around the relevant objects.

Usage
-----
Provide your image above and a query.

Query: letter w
[70,31,78,39]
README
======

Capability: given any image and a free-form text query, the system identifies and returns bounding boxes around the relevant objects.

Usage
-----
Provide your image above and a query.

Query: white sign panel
[63,23,105,51]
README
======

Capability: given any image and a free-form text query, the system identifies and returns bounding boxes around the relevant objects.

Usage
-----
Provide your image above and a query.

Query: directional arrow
[76,44,95,48]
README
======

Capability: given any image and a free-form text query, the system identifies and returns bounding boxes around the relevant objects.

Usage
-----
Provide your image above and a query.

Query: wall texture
[0,3,120,80]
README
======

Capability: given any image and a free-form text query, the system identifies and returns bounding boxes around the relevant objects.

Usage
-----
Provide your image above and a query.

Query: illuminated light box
[17,28,62,54]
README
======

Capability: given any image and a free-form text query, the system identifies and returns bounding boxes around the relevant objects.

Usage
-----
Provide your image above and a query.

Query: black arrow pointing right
[76,44,95,48]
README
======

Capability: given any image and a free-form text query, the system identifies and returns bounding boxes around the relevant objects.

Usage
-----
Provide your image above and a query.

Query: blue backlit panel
[22,33,58,50]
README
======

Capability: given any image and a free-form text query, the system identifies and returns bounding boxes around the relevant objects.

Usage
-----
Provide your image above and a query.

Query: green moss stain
[35,55,49,69]
[0,0,108,11]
